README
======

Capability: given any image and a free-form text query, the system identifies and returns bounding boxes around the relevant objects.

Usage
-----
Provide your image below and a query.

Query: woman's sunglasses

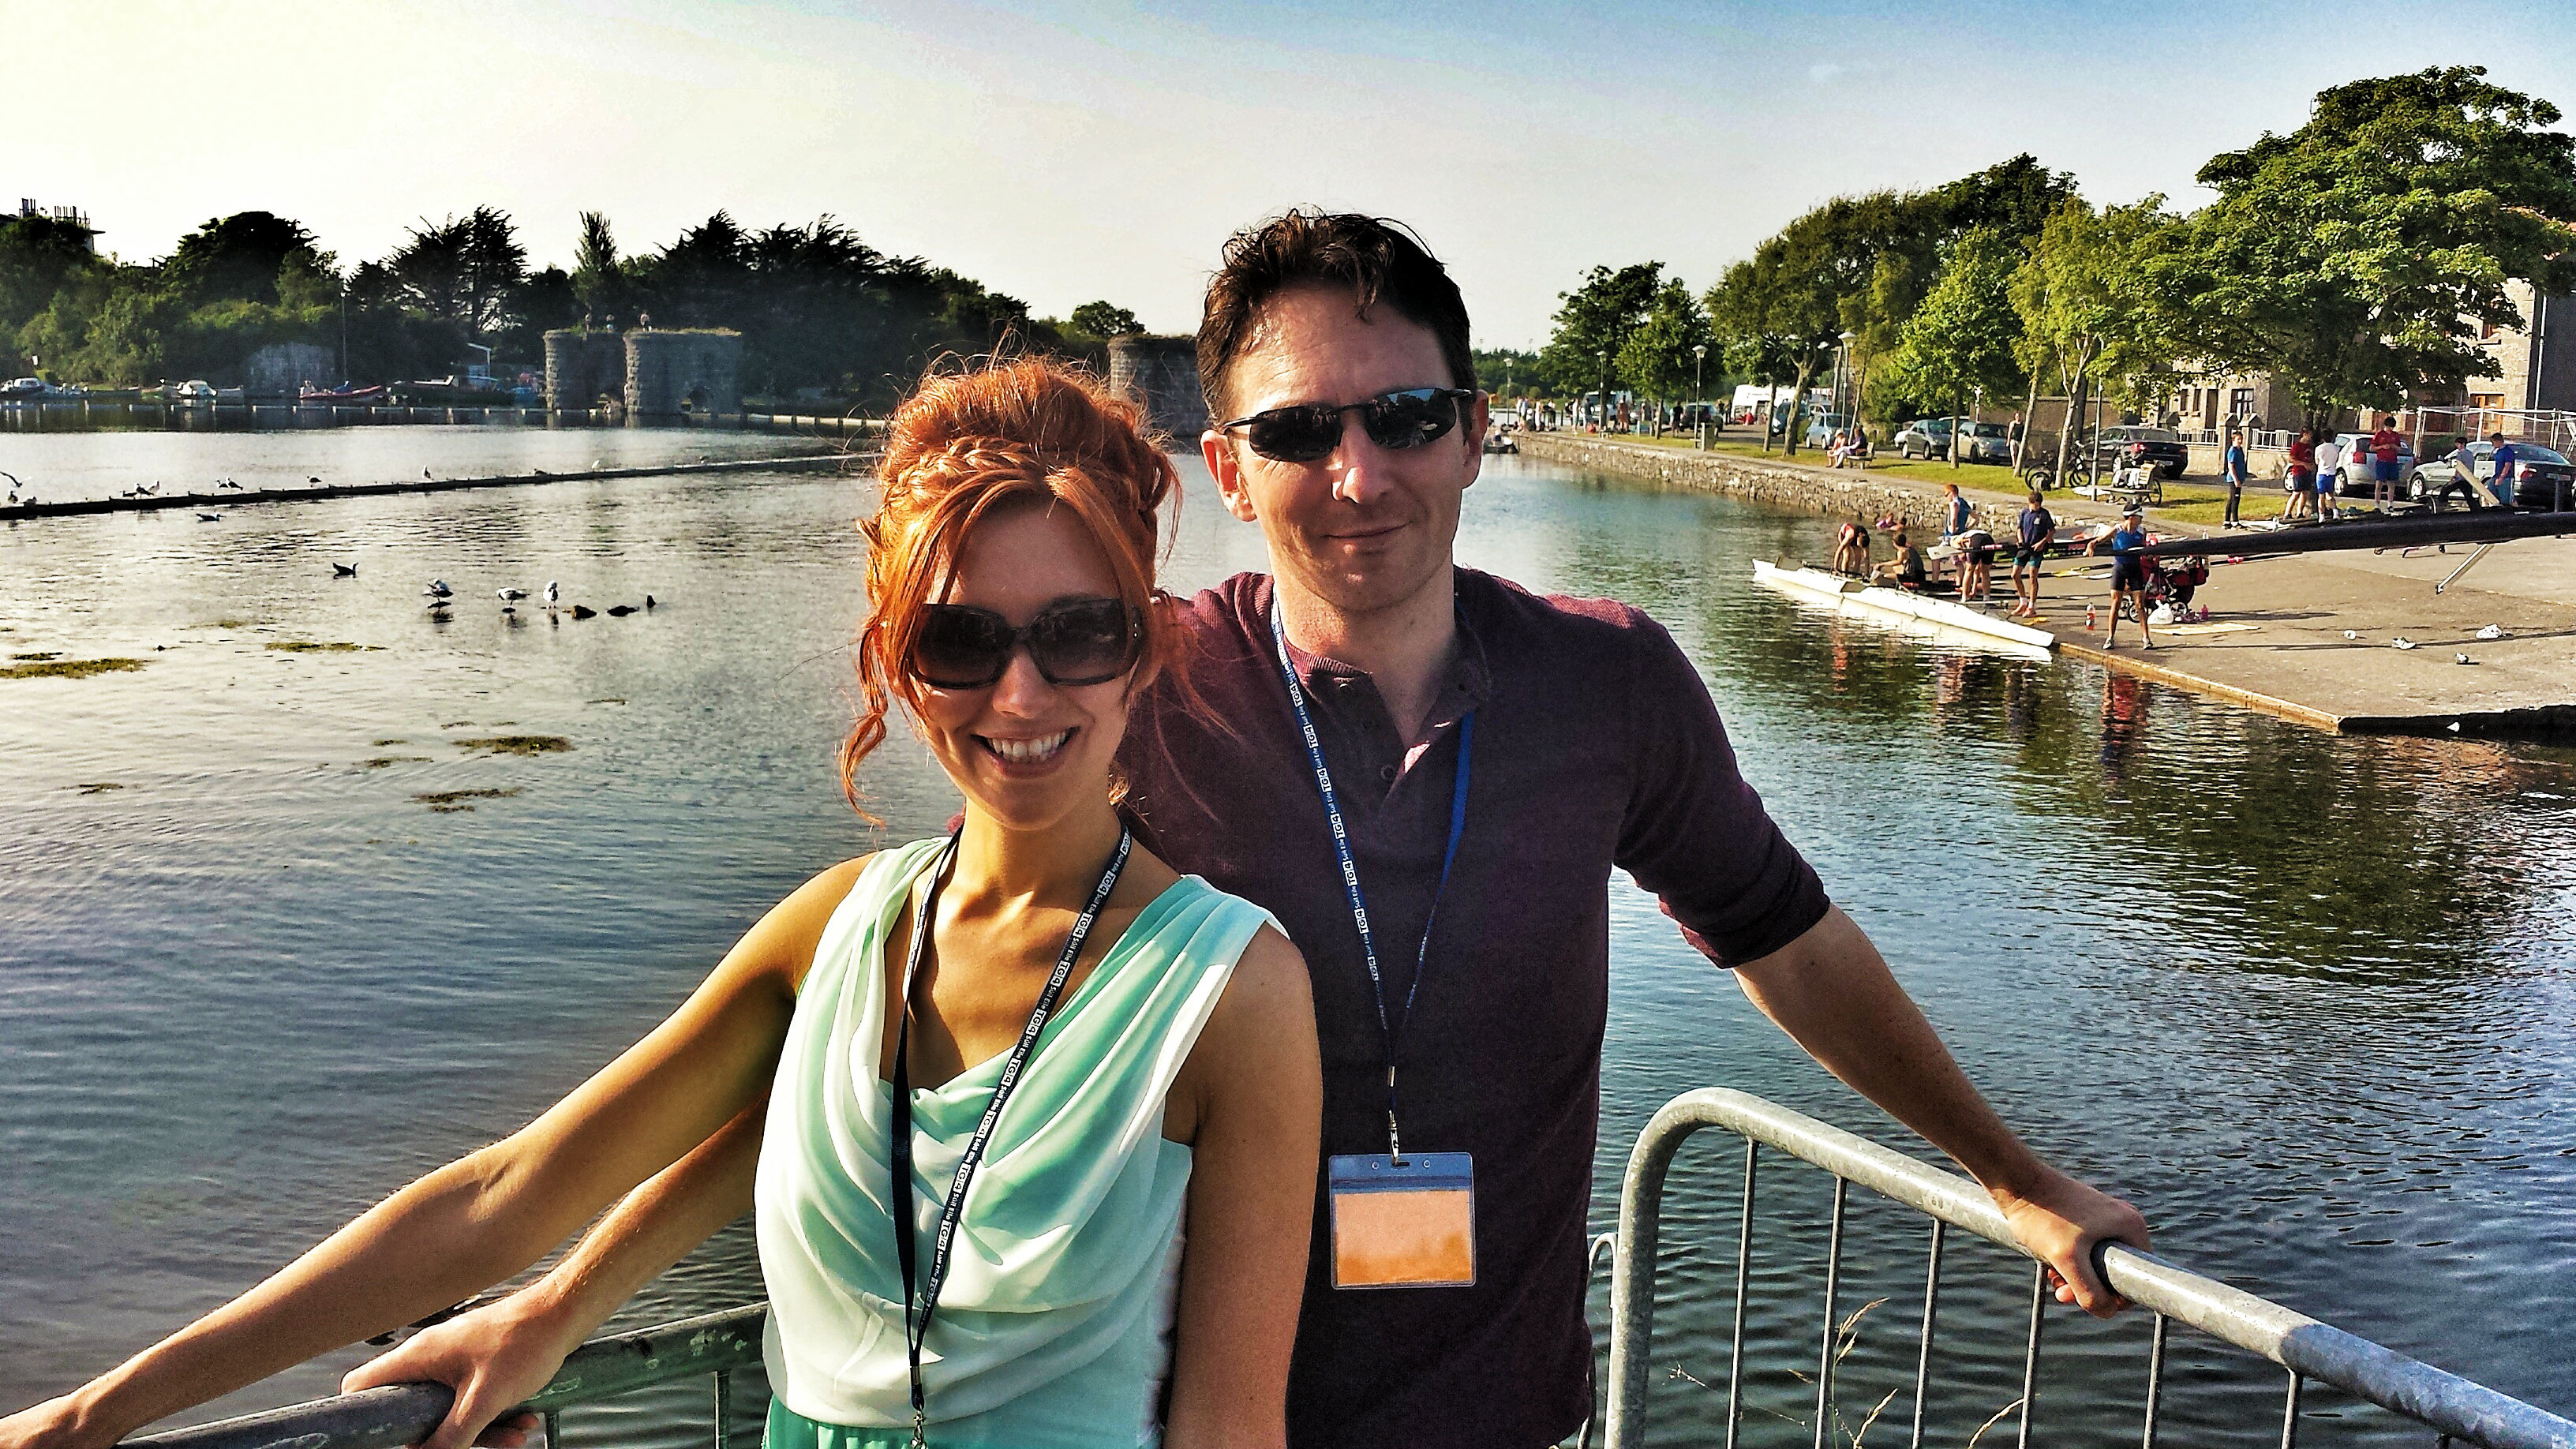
[1218,387,1477,464]
[911,597,1140,689]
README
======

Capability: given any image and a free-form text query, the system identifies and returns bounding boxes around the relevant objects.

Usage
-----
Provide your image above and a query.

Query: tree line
[0,205,1148,407]
[1533,67,2576,458]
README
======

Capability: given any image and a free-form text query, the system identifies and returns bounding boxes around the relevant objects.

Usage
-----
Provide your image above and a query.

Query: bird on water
[425,579,454,600]
[332,563,358,578]
[569,604,597,620]
[498,587,528,602]
[544,581,560,606]
[605,604,636,617]
[196,511,221,522]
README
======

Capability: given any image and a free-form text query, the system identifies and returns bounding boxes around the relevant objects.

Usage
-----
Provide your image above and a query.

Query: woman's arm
[0,858,867,1449]
[1162,927,1322,1449]
[335,1102,769,1449]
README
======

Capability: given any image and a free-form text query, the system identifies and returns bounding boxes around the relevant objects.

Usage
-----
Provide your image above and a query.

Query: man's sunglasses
[911,597,1140,689]
[1219,387,1477,464]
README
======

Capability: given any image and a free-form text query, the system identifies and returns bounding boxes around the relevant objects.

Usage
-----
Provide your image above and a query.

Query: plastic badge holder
[1327,1152,1476,1289]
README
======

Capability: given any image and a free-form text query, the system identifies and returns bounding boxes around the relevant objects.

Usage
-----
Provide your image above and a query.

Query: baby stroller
[2141,554,2209,623]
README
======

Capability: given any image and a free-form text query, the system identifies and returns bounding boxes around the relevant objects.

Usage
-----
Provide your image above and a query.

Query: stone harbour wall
[1515,432,1964,530]
[624,330,743,416]
[544,331,627,411]
[1107,335,1208,442]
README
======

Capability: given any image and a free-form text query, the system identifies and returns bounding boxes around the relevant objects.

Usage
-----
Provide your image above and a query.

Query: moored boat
[298,383,390,405]
[1751,560,2055,654]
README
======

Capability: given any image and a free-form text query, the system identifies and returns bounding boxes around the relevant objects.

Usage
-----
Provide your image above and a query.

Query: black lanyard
[1268,601,1473,1159]
[888,826,1132,1449]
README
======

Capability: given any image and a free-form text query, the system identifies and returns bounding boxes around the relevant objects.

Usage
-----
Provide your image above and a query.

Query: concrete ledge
[0,452,852,522]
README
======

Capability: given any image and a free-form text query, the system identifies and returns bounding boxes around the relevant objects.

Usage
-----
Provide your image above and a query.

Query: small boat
[299,383,389,406]
[168,380,218,405]
[1751,560,2055,656]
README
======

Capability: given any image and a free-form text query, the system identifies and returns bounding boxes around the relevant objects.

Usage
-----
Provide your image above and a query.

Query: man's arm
[1731,905,2148,1316]
[339,1103,766,1449]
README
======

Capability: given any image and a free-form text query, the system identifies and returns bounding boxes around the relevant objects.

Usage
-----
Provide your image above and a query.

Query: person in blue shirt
[2488,432,2520,506]
[2222,430,2251,527]
[2102,505,2154,650]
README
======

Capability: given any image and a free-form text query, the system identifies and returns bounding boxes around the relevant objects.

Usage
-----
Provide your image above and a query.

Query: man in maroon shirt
[1121,211,2147,1447]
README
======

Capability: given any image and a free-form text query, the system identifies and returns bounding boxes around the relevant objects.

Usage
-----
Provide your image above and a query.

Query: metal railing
[112,1089,2576,1449]
[1603,1089,2576,1449]
[126,1305,766,1449]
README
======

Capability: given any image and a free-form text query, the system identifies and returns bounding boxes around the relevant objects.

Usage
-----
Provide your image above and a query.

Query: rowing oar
[2132,509,2576,560]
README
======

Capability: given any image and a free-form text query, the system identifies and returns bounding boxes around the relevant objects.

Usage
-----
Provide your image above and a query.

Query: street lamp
[1837,330,1857,421]
[1693,344,1709,449]
[1598,348,1610,431]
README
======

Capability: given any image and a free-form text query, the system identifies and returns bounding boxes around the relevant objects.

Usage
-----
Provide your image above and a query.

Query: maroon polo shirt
[1118,567,1829,1449]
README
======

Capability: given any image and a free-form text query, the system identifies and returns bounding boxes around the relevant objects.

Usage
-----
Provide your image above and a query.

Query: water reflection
[2,446,2570,1447]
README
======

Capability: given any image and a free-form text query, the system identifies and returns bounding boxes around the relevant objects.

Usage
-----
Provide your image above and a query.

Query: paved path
[2029,533,2576,736]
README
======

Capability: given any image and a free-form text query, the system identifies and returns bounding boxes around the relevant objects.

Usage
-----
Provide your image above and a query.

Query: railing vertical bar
[542,1411,560,1449]
[2142,1312,2170,1449]
[1724,1139,1758,1449]
[1908,1219,1945,1449]
[2014,1258,2046,1449]
[2280,1372,2304,1449]
[1814,1176,1848,1449]
[713,1369,732,1449]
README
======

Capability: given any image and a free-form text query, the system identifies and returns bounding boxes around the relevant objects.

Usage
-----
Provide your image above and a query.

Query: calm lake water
[4,429,2571,1447]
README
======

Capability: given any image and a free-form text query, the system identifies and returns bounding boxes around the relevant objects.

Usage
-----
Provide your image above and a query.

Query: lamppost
[1597,348,1610,431]
[1837,330,1857,421]
[1693,343,1708,448]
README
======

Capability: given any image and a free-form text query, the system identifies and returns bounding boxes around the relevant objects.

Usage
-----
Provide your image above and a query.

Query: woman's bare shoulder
[724,854,878,992]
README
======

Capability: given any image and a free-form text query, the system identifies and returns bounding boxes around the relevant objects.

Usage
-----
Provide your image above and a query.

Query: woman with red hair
[1,360,1323,1449]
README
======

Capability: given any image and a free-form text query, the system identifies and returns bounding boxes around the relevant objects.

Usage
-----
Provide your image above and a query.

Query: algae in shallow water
[267,642,380,653]
[453,735,572,756]
[69,783,124,795]
[362,756,432,769]
[3,657,148,681]
[12,651,62,661]
[414,787,524,812]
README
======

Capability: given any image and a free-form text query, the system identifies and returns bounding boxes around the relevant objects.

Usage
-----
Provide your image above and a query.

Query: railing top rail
[1619,1088,2576,1449]
[124,1305,767,1449]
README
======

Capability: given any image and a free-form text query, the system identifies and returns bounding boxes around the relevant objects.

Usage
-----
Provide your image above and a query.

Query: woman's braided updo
[841,358,1182,811]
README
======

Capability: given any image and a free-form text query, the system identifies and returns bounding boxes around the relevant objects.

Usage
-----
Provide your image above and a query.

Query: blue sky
[13,0,2576,346]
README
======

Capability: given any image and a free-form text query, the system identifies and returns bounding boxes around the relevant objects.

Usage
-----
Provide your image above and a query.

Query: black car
[2412,440,2576,509]
[2089,426,2190,480]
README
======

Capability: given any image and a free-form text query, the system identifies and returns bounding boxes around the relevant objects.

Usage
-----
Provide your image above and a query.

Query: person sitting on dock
[1832,512,1872,575]
[1893,529,1928,590]
[193,210,2150,1449]
[2011,489,2055,618]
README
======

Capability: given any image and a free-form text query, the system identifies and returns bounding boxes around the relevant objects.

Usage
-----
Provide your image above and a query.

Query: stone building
[2461,280,2576,413]
[1107,335,1206,442]
[242,342,337,398]
[543,328,743,416]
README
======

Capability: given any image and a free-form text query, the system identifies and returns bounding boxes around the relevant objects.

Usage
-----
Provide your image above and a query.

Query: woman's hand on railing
[340,1288,582,1449]
[1990,1164,2151,1319]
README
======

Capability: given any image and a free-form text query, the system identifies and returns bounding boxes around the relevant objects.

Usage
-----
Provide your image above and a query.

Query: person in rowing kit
[0,361,1324,1449]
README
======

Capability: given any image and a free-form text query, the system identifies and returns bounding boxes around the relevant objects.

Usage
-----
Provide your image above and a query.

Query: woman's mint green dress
[756,837,1277,1449]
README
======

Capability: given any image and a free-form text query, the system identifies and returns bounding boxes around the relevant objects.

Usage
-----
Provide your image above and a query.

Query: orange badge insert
[1329,1152,1476,1290]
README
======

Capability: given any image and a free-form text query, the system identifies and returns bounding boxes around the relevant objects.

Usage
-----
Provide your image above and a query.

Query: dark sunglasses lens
[1361,390,1459,451]
[1028,599,1135,684]
[913,607,1011,687]
[1244,406,1342,463]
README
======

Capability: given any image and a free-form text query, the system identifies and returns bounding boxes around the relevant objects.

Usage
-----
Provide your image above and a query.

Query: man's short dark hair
[1198,210,1475,420]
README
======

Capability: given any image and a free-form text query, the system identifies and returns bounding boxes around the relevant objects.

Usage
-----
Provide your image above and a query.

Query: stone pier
[544,328,743,417]
[1108,335,1207,442]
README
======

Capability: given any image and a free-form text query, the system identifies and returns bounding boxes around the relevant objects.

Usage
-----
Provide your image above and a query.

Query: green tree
[164,212,329,309]
[386,207,527,338]
[1616,279,1717,410]
[2010,197,2177,477]
[2153,66,2576,429]
[1538,263,1663,406]
[1067,301,1144,339]
[1886,228,2026,464]
[571,211,633,324]
[1705,213,1862,455]
[1472,347,1538,397]
[2,212,110,360]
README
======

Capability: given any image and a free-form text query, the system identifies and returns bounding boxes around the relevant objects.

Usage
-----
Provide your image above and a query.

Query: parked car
[2090,426,2189,480]
[1957,420,2012,464]
[2409,440,2576,509]
[1802,412,1852,447]
[1893,417,1953,459]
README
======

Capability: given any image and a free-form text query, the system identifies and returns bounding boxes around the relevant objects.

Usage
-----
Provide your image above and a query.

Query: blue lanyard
[889,826,1131,1449]
[1269,601,1473,1159]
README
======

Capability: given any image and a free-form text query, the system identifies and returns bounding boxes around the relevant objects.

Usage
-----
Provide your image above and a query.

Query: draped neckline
[870,865,1198,1100]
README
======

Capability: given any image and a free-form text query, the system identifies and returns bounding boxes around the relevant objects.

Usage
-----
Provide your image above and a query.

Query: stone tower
[1106,335,1207,444]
